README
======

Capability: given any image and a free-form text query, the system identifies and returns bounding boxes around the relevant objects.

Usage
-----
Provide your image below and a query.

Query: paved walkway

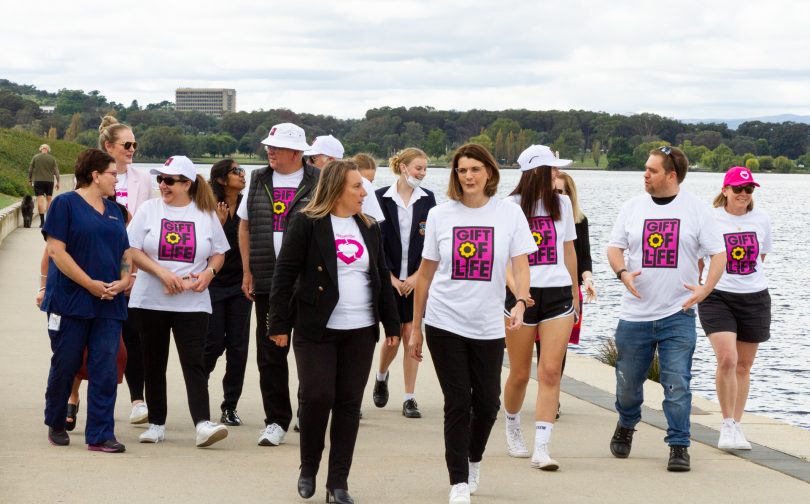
[1,227,808,503]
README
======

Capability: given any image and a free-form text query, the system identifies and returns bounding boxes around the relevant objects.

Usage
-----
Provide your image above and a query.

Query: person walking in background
[127,156,229,448]
[373,147,435,419]
[353,153,378,183]
[40,148,131,453]
[699,166,772,451]
[268,160,399,504]
[237,122,318,446]
[28,144,60,227]
[409,144,535,504]
[606,146,726,472]
[501,145,579,471]
[204,159,252,426]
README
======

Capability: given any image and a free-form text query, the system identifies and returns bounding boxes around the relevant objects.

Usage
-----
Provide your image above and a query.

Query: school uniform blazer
[375,186,436,278]
[267,212,400,342]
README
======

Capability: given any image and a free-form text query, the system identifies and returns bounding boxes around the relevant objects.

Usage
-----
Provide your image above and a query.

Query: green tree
[494,130,505,162]
[63,113,81,142]
[469,133,494,152]
[701,144,737,172]
[757,156,774,171]
[754,138,770,156]
[607,137,634,170]
[505,131,517,165]
[75,130,97,147]
[552,129,584,160]
[591,140,601,167]
[773,156,794,173]
[47,126,57,140]
[796,151,810,170]
[140,126,186,158]
[424,128,448,157]
[745,158,760,172]
[485,118,521,141]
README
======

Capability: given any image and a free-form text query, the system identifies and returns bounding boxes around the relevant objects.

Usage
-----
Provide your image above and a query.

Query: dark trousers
[255,294,293,429]
[426,325,504,485]
[295,326,376,491]
[122,303,145,402]
[204,293,253,411]
[44,315,122,444]
[136,309,211,426]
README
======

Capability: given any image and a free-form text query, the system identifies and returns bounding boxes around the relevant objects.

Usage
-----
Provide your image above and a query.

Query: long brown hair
[510,167,560,221]
[557,171,585,223]
[302,160,371,227]
[447,143,500,201]
[189,174,217,213]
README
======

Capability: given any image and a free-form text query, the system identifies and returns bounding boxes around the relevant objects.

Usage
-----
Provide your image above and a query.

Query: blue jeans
[614,309,697,446]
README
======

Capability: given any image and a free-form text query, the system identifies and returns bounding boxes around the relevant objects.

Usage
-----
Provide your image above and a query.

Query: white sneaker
[717,423,735,450]
[195,421,228,447]
[531,443,559,471]
[506,425,530,458]
[129,402,148,424]
[448,483,471,504]
[139,424,165,443]
[468,461,480,494]
[733,424,752,450]
[258,423,286,446]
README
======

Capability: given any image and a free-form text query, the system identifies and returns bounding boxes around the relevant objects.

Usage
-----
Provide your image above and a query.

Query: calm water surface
[139,163,810,430]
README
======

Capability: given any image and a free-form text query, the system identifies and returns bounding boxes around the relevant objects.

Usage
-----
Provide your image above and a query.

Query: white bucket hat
[304,135,345,159]
[517,145,572,171]
[260,123,311,151]
[150,155,197,180]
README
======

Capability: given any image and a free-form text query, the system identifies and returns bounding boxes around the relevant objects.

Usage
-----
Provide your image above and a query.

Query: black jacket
[267,212,400,341]
[573,217,593,285]
[375,186,436,278]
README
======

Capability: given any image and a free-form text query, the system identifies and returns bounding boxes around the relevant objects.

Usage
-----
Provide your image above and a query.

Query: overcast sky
[3,0,809,120]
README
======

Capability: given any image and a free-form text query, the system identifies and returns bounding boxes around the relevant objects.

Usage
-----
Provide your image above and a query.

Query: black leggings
[122,305,145,402]
[204,294,252,411]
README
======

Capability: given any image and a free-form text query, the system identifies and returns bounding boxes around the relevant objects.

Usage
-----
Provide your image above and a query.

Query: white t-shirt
[326,215,375,330]
[506,194,577,288]
[712,207,772,293]
[127,199,230,314]
[115,172,128,209]
[361,177,385,222]
[608,190,725,322]
[422,198,536,340]
[381,184,429,280]
[237,168,304,258]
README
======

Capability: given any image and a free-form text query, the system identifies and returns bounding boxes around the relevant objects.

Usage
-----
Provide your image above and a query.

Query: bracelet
[40,274,47,279]
[210,267,217,276]
[615,269,627,280]
[37,287,45,292]
[516,298,528,309]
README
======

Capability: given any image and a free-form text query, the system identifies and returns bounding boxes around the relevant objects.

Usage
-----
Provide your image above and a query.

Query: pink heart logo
[336,238,364,264]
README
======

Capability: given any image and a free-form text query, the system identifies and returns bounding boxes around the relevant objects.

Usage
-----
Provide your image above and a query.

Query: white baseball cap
[260,122,311,151]
[517,145,572,171]
[150,155,197,180]
[305,135,345,159]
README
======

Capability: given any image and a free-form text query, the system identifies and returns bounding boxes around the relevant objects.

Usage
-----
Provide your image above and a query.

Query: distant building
[39,106,55,114]
[175,88,236,117]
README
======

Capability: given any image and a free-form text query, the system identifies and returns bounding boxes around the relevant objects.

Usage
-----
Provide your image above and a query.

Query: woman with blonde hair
[352,153,377,183]
[268,159,399,504]
[372,147,436,418]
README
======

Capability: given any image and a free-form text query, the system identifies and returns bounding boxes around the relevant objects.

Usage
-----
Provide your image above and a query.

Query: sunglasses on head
[730,185,755,194]
[118,141,138,150]
[156,175,187,186]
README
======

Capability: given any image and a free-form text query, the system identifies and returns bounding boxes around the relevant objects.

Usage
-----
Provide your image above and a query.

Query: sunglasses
[117,141,138,150]
[156,175,187,186]
[554,188,566,195]
[228,167,245,176]
[730,185,755,194]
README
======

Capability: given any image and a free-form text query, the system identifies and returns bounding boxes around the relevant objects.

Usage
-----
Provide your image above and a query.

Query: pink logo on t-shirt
[724,232,758,275]
[335,238,364,264]
[452,226,494,281]
[272,188,296,232]
[528,216,557,266]
[158,219,197,263]
[642,219,679,268]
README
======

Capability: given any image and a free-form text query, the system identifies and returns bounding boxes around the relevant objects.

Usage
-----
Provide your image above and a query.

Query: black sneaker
[402,399,421,419]
[88,439,126,453]
[220,409,242,426]
[609,422,635,458]
[373,374,389,408]
[667,445,690,472]
[48,427,69,446]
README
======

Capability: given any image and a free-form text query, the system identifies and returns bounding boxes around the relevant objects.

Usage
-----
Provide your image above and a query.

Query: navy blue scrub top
[40,191,130,320]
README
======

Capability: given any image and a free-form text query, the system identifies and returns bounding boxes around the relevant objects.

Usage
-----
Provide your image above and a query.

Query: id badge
[48,313,62,331]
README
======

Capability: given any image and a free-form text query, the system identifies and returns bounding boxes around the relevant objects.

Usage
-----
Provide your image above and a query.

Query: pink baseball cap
[723,166,760,187]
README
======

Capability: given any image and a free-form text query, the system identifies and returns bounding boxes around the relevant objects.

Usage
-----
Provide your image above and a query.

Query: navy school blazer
[375,186,437,278]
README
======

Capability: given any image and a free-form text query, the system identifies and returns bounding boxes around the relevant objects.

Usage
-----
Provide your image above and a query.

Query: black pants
[136,309,211,426]
[204,293,252,411]
[295,326,376,491]
[426,325,504,485]
[122,304,145,402]
[255,294,293,429]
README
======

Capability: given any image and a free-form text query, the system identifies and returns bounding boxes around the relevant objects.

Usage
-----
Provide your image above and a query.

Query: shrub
[596,337,661,383]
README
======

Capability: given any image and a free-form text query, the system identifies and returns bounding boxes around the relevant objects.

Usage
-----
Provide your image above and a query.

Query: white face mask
[405,175,422,189]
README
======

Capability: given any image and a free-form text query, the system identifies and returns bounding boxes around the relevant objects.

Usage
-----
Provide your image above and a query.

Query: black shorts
[698,289,771,343]
[33,181,54,197]
[393,286,414,323]
[504,286,573,326]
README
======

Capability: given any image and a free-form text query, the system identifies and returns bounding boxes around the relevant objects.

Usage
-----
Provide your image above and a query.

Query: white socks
[535,421,554,445]
[505,411,521,430]
[404,393,415,402]
[376,371,388,382]
[723,417,735,428]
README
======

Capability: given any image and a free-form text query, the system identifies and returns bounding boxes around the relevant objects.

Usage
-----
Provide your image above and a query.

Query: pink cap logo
[269,127,277,136]
[164,157,174,166]
[740,170,750,180]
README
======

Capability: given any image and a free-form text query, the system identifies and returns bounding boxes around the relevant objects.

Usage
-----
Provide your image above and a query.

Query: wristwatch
[210,267,217,277]
[615,269,627,280]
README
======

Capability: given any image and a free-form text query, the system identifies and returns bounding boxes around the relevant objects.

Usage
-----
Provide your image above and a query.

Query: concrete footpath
[1,227,808,503]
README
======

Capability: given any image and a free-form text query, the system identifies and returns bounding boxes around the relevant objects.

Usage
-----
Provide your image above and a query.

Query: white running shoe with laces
[733,424,752,450]
[718,423,736,450]
[506,425,530,458]
[129,402,148,424]
[448,483,471,504]
[531,443,559,471]
[258,423,286,446]
[139,424,165,443]
[195,421,228,447]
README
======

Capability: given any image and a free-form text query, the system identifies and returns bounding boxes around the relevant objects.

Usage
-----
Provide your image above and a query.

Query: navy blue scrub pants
[44,315,122,444]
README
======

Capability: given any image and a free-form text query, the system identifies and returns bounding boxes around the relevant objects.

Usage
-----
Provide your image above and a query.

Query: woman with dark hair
[41,148,131,453]
[501,145,579,471]
[409,143,534,504]
[127,155,230,448]
[204,159,251,426]
[268,160,399,504]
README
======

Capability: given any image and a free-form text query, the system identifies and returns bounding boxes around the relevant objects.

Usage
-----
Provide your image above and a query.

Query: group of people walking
[36,117,772,504]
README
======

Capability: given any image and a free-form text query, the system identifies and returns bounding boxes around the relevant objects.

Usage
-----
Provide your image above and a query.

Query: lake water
[138,162,810,430]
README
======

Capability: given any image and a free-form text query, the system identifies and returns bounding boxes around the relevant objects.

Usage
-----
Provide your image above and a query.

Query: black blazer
[267,212,400,341]
[375,186,436,278]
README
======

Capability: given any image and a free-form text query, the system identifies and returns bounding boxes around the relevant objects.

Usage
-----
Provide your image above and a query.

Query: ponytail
[190,174,217,213]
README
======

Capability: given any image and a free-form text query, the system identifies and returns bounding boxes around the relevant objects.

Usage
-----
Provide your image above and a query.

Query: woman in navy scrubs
[41,149,131,453]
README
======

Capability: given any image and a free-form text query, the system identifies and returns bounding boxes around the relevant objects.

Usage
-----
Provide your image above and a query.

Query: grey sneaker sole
[531,459,559,471]
[130,415,149,424]
[197,428,228,448]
